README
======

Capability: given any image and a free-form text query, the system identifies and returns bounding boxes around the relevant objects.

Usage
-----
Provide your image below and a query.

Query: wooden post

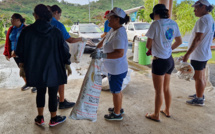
[158,0,173,19]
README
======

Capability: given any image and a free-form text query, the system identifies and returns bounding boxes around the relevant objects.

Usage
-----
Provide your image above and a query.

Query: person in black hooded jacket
[16,4,70,127]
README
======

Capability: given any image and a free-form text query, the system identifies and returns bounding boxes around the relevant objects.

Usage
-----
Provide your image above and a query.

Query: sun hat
[192,0,211,7]
[106,7,126,18]
[150,4,168,20]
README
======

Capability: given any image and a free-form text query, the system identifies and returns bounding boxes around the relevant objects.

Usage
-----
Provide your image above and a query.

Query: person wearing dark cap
[91,7,130,121]
[101,10,111,38]
[183,0,215,106]
[16,4,70,127]
[145,4,182,122]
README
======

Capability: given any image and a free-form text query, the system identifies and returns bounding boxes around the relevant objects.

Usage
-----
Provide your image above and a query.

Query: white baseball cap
[192,0,211,7]
[106,7,126,18]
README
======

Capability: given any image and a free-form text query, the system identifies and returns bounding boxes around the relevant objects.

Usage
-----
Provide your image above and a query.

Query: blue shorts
[108,71,127,94]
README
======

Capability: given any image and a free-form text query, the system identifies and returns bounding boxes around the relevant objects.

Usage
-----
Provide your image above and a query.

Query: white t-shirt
[188,14,215,61]
[146,19,181,59]
[103,26,128,75]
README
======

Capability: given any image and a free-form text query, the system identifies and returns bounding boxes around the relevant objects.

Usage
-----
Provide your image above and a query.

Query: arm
[171,36,182,50]
[96,37,106,48]
[66,37,82,43]
[101,32,108,38]
[183,33,203,62]
[146,38,153,49]
[106,49,124,59]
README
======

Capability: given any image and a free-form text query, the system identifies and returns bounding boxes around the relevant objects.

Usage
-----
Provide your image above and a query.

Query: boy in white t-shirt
[183,0,215,106]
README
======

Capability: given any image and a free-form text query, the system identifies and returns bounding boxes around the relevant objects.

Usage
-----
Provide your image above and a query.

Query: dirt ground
[0,70,215,134]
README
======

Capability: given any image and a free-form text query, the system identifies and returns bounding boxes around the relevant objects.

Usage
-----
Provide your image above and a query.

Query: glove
[146,49,152,56]
[19,67,26,78]
[82,37,87,42]
[90,50,107,59]
[65,64,72,76]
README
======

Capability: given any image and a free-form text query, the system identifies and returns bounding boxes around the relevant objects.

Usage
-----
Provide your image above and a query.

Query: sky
[57,0,98,5]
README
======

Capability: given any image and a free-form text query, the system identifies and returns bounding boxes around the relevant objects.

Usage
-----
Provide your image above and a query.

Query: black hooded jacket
[16,19,71,87]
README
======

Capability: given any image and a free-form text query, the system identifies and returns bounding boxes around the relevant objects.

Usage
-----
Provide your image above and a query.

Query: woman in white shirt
[91,7,130,121]
[145,4,182,122]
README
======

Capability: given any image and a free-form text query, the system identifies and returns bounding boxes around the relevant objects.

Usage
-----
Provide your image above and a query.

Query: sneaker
[21,84,30,91]
[35,116,45,126]
[188,94,205,101]
[104,113,123,121]
[108,108,124,114]
[59,99,75,109]
[49,115,66,127]
[31,87,37,93]
[186,98,205,106]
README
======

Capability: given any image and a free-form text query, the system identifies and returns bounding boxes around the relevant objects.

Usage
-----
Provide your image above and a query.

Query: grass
[172,50,215,64]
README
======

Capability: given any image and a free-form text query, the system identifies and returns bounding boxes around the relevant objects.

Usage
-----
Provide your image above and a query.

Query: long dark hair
[34,4,52,21]
[113,14,130,25]
[12,13,25,23]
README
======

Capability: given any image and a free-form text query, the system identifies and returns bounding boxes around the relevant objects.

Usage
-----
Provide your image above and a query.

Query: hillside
[0,0,144,24]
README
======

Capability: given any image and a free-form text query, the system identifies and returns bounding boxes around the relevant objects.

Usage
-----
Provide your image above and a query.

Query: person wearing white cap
[144,4,182,122]
[90,7,130,121]
[183,0,215,106]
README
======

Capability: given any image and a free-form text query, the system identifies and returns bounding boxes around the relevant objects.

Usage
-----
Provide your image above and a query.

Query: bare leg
[162,74,171,116]
[146,73,164,120]
[194,69,206,98]
[37,107,44,116]
[113,92,122,114]
[58,85,64,102]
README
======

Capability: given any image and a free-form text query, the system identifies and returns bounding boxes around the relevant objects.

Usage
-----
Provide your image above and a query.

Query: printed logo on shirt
[165,28,174,40]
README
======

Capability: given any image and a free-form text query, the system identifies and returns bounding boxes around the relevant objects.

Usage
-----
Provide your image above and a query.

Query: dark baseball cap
[150,4,168,20]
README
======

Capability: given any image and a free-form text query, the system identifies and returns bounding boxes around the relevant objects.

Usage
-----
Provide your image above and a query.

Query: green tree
[62,19,73,26]
[142,0,159,23]
[136,9,145,22]
[0,21,5,38]
[175,0,197,36]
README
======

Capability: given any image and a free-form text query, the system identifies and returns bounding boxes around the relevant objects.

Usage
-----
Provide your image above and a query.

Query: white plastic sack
[67,41,86,63]
[174,57,195,81]
[102,69,133,91]
[69,59,102,122]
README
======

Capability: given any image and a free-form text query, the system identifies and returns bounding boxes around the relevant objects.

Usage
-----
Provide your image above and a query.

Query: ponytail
[12,13,25,23]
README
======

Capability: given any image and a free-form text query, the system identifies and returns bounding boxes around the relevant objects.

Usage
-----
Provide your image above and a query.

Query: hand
[183,54,190,62]
[19,67,26,78]
[65,64,72,76]
[11,51,16,57]
[146,49,152,56]
[5,56,10,61]
[90,50,107,59]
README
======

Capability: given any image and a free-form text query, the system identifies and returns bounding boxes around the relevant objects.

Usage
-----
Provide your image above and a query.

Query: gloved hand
[90,50,107,59]
[82,37,87,42]
[19,67,26,78]
[65,64,72,76]
[146,49,152,56]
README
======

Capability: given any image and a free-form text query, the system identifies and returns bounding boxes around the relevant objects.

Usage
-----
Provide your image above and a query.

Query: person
[91,7,130,121]
[3,13,37,93]
[183,0,215,106]
[15,4,71,127]
[47,5,86,109]
[101,10,111,38]
[145,4,182,122]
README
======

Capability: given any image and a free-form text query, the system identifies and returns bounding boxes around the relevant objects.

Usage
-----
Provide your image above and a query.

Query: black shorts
[191,60,208,71]
[152,56,174,75]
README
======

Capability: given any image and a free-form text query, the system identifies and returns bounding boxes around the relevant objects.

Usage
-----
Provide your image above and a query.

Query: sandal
[145,113,160,122]
[160,110,171,118]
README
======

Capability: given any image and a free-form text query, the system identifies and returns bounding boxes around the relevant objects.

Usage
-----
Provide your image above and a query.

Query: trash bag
[174,56,194,81]
[69,59,102,122]
[67,41,86,63]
